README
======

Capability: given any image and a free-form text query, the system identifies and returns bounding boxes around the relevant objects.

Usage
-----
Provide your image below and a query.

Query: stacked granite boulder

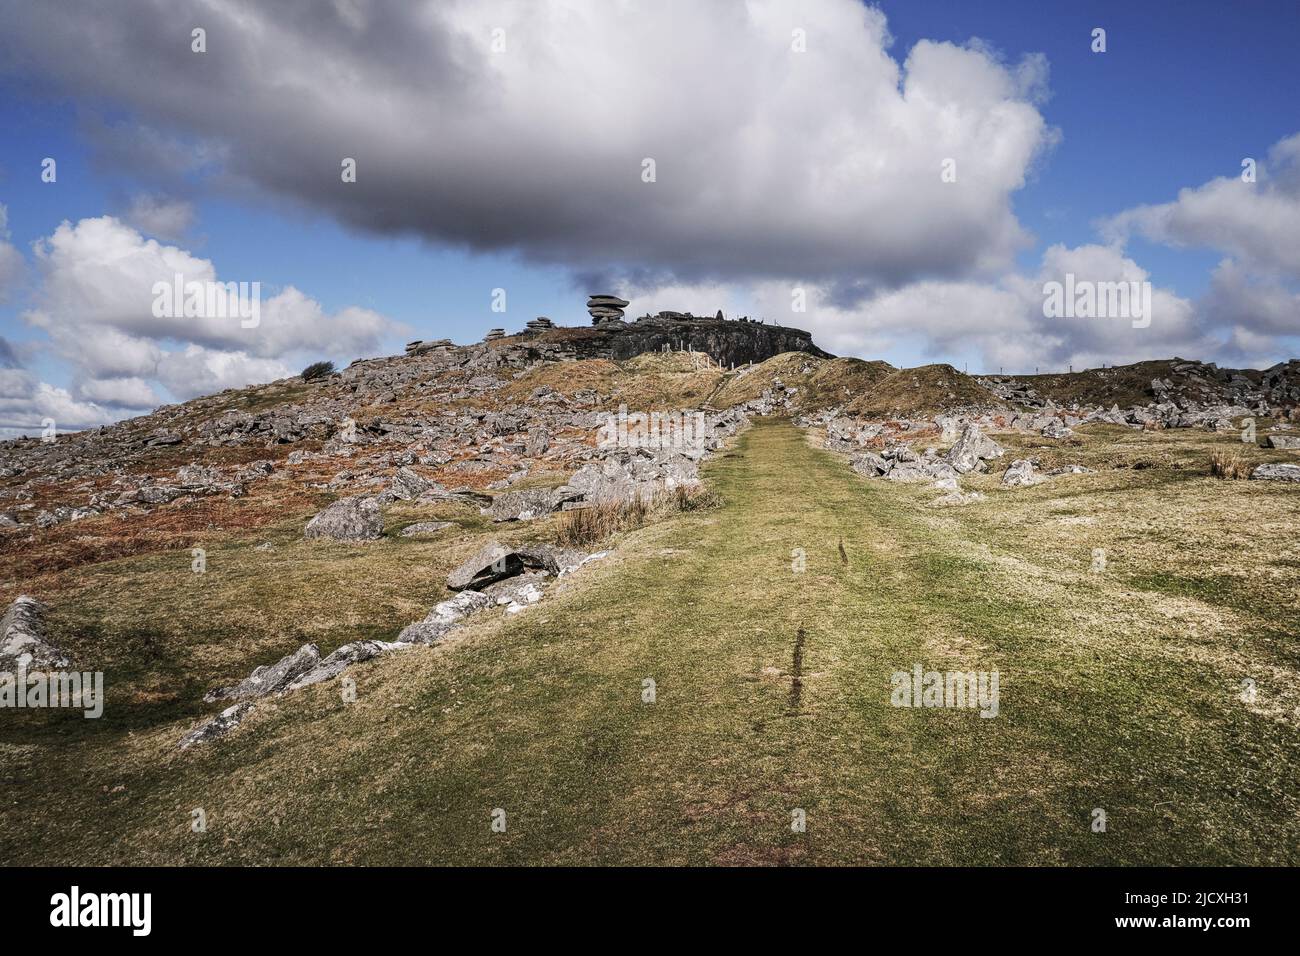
[484,328,505,342]
[588,295,629,325]
[405,339,452,356]
[525,317,555,331]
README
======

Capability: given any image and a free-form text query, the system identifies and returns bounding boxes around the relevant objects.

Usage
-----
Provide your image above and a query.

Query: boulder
[384,466,439,501]
[944,424,1004,474]
[1251,463,1300,482]
[304,495,383,541]
[488,487,572,522]
[514,542,587,575]
[179,702,253,750]
[203,643,321,703]
[1266,435,1300,449]
[0,596,69,670]
[447,540,527,590]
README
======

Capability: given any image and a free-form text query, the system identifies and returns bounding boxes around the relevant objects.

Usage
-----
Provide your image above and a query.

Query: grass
[1210,449,1252,479]
[2,419,1298,865]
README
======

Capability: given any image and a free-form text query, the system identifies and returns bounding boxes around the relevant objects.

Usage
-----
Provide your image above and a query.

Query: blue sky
[0,0,1298,431]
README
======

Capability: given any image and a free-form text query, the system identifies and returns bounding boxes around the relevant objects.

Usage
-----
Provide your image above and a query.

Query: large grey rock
[384,466,439,501]
[446,540,584,590]
[514,542,587,575]
[489,487,570,522]
[1266,435,1300,449]
[850,452,889,477]
[0,596,69,670]
[204,643,321,703]
[1002,459,1046,487]
[1251,463,1300,482]
[179,702,253,750]
[945,424,1005,474]
[304,495,383,541]
[397,590,491,644]
[447,540,526,590]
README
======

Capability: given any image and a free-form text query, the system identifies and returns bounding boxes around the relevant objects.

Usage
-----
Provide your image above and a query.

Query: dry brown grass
[1209,449,1252,479]
[555,484,720,546]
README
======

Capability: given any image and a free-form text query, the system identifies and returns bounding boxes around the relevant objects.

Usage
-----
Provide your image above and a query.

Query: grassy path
[6,418,1297,864]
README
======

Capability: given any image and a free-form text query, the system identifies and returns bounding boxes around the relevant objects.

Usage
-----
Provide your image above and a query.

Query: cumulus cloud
[1100,132,1300,364]
[0,216,400,428]
[0,0,1057,294]
[1103,134,1300,279]
[0,336,114,436]
[20,216,399,406]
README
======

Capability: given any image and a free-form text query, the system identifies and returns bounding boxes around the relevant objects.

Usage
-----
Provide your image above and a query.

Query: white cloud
[18,216,400,411]
[155,347,294,401]
[0,360,114,437]
[743,243,1208,373]
[1102,133,1300,279]
[72,375,162,409]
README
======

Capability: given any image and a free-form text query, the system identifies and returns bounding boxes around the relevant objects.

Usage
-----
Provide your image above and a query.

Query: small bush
[1210,450,1251,480]
[301,360,335,382]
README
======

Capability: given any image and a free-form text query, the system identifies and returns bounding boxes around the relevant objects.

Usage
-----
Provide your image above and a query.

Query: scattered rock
[488,487,573,522]
[1251,463,1300,482]
[304,495,383,541]
[1041,420,1073,439]
[179,702,253,750]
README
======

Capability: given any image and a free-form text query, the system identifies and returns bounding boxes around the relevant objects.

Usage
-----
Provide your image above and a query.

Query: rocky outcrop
[396,591,492,644]
[0,596,69,670]
[285,640,404,691]
[526,316,830,367]
[203,643,321,703]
